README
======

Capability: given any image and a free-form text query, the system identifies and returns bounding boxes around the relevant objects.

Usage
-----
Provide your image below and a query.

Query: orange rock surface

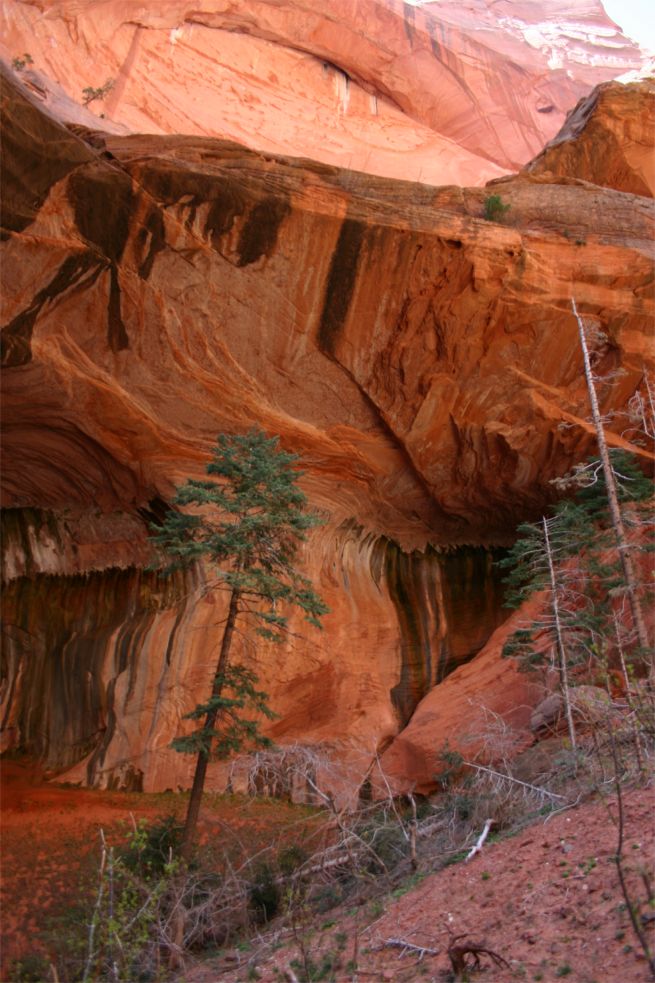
[0,0,647,186]
[527,80,655,195]
[378,595,548,794]
[1,57,653,793]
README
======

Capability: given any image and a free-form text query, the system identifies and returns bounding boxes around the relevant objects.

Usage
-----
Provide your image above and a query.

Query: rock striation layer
[0,0,648,185]
[1,65,653,793]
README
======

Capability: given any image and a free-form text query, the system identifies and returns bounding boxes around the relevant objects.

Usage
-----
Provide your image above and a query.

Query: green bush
[119,814,184,879]
[278,843,309,876]
[82,79,114,106]
[249,862,280,922]
[483,194,511,222]
[8,954,51,982]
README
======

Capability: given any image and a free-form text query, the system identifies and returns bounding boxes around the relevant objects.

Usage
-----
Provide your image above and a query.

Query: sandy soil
[1,759,653,982]
[188,787,655,983]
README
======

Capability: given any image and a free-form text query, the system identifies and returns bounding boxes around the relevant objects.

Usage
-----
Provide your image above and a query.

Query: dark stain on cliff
[403,2,416,45]
[1,563,192,783]
[384,543,506,727]
[136,162,289,263]
[0,68,93,239]
[108,266,128,351]
[136,205,166,280]
[425,16,475,102]
[1,252,103,367]
[68,165,133,263]
[386,544,438,727]
[318,217,366,355]
[68,165,133,350]
[204,178,247,245]
[136,163,248,247]
[237,195,291,266]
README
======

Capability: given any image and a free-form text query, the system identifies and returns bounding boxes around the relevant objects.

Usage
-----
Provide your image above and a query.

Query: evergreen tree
[151,429,329,856]
[500,451,653,700]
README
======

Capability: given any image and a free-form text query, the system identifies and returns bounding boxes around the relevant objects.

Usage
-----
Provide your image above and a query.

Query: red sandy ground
[1,759,654,982]
[187,789,655,983]
[0,759,316,980]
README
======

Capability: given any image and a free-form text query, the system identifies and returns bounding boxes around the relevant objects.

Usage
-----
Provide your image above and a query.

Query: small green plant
[249,862,281,923]
[290,950,338,981]
[481,870,491,880]
[8,954,51,982]
[12,53,33,71]
[278,843,309,875]
[483,194,511,222]
[119,814,183,878]
[82,78,114,106]
[555,965,572,977]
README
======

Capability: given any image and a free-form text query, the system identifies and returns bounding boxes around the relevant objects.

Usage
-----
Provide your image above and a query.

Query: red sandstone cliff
[0,0,648,185]
[0,40,653,794]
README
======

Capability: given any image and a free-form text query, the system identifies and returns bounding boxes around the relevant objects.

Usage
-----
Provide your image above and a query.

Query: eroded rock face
[0,0,647,185]
[1,510,506,794]
[377,598,547,794]
[1,69,653,792]
[527,81,655,195]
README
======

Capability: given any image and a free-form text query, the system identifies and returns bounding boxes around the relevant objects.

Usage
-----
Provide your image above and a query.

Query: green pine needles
[500,450,653,682]
[170,665,276,758]
[151,428,329,854]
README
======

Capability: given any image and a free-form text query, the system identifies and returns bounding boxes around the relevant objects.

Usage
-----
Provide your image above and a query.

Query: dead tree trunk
[543,516,577,752]
[572,298,651,668]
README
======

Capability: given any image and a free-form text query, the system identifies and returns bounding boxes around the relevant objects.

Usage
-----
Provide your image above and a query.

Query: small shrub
[311,883,343,913]
[8,954,51,982]
[12,53,33,71]
[82,79,114,106]
[249,862,280,922]
[483,194,511,222]
[278,843,309,875]
[119,814,184,878]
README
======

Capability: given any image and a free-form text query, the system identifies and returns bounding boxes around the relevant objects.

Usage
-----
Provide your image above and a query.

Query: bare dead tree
[543,515,578,751]
[572,298,651,666]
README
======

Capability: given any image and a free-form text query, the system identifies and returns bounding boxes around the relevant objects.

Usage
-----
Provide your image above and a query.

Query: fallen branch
[465,818,494,862]
[463,760,566,799]
[377,937,439,961]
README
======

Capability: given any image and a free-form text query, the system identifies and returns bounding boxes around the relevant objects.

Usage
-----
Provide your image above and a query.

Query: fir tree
[500,451,653,708]
[151,429,329,856]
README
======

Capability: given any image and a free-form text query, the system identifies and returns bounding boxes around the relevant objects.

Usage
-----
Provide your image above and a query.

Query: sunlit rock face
[0,0,647,185]
[527,80,655,196]
[1,65,653,793]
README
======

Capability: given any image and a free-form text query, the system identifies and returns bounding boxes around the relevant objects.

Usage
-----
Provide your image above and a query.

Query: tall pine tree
[151,429,329,855]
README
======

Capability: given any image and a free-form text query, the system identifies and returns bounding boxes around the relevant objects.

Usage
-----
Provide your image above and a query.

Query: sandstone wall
[0,0,647,184]
[1,68,653,792]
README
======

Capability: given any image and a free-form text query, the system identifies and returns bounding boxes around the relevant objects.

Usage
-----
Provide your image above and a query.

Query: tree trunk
[543,517,577,752]
[180,586,240,859]
[572,299,651,666]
